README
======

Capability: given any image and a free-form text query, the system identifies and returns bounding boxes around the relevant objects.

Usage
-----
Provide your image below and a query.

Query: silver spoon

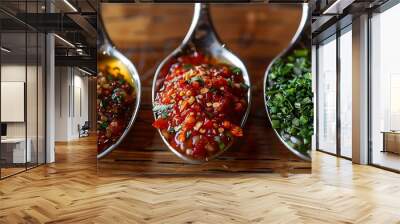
[263,3,311,161]
[97,12,142,159]
[152,3,251,164]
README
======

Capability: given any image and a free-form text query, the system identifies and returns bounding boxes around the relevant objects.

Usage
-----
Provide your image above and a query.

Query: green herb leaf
[240,83,249,90]
[153,104,173,113]
[231,67,241,75]
[167,126,175,133]
[99,122,108,130]
[218,142,225,150]
[214,136,225,150]
[209,87,218,93]
[190,76,204,84]
[205,111,214,118]
[174,125,182,132]
[227,79,233,87]
[271,120,280,129]
[183,64,193,70]
[185,131,192,139]
[153,104,173,119]
[294,49,308,57]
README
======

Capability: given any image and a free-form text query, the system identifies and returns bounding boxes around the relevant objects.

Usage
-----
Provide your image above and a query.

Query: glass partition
[0,31,28,178]
[0,1,46,179]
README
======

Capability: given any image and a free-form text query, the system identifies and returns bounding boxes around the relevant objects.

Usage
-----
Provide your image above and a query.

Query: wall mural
[97,3,312,175]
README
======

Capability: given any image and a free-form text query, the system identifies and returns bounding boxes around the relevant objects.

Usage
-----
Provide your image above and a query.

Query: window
[317,36,337,154]
[370,2,400,171]
[316,24,353,159]
[339,27,352,158]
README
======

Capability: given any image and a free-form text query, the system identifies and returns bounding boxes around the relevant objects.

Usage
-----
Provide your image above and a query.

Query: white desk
[1,138,31,163]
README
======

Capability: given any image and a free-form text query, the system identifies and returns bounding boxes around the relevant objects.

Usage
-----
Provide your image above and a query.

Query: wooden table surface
[98,3,311,175]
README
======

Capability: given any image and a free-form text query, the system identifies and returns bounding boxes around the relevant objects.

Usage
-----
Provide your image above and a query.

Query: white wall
[1,65,34,138]
[55,66,69,141]
[54,67,89,141]
[72,73,89,138]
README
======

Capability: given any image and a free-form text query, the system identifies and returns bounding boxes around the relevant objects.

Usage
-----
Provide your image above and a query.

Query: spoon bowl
[263,3,311,161]
[97,13,142,159]
[152,3,251,164]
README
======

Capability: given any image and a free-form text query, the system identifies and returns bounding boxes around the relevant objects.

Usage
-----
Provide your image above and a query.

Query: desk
[1,138,31,163]
[382,131,400,154]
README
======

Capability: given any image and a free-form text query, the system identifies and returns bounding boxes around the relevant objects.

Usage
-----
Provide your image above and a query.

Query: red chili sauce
[152,52,248,160]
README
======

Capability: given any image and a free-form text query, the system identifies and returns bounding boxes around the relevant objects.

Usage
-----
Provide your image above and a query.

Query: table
[382,131,400,154]
[1,138,31,164]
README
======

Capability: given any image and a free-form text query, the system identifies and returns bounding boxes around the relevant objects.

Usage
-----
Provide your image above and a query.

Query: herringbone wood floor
[1,136,400,224]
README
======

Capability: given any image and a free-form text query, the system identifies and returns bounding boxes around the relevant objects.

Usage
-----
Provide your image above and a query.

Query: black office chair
[79,121,90,138]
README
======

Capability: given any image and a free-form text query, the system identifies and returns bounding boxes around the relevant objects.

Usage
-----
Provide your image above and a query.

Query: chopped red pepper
[152,118,169,129]
[153,52,248,160]
[230,125,243,137]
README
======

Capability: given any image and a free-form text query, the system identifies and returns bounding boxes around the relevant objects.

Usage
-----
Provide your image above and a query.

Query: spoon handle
[97,7,112,50]
[287,4,311,52]
[182,3,222,49]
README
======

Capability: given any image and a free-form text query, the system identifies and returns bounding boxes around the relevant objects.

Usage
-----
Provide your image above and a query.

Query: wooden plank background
[98,3,311,175]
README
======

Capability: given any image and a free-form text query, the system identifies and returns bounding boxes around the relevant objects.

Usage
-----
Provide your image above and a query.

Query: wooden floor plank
[0,136,400,223]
